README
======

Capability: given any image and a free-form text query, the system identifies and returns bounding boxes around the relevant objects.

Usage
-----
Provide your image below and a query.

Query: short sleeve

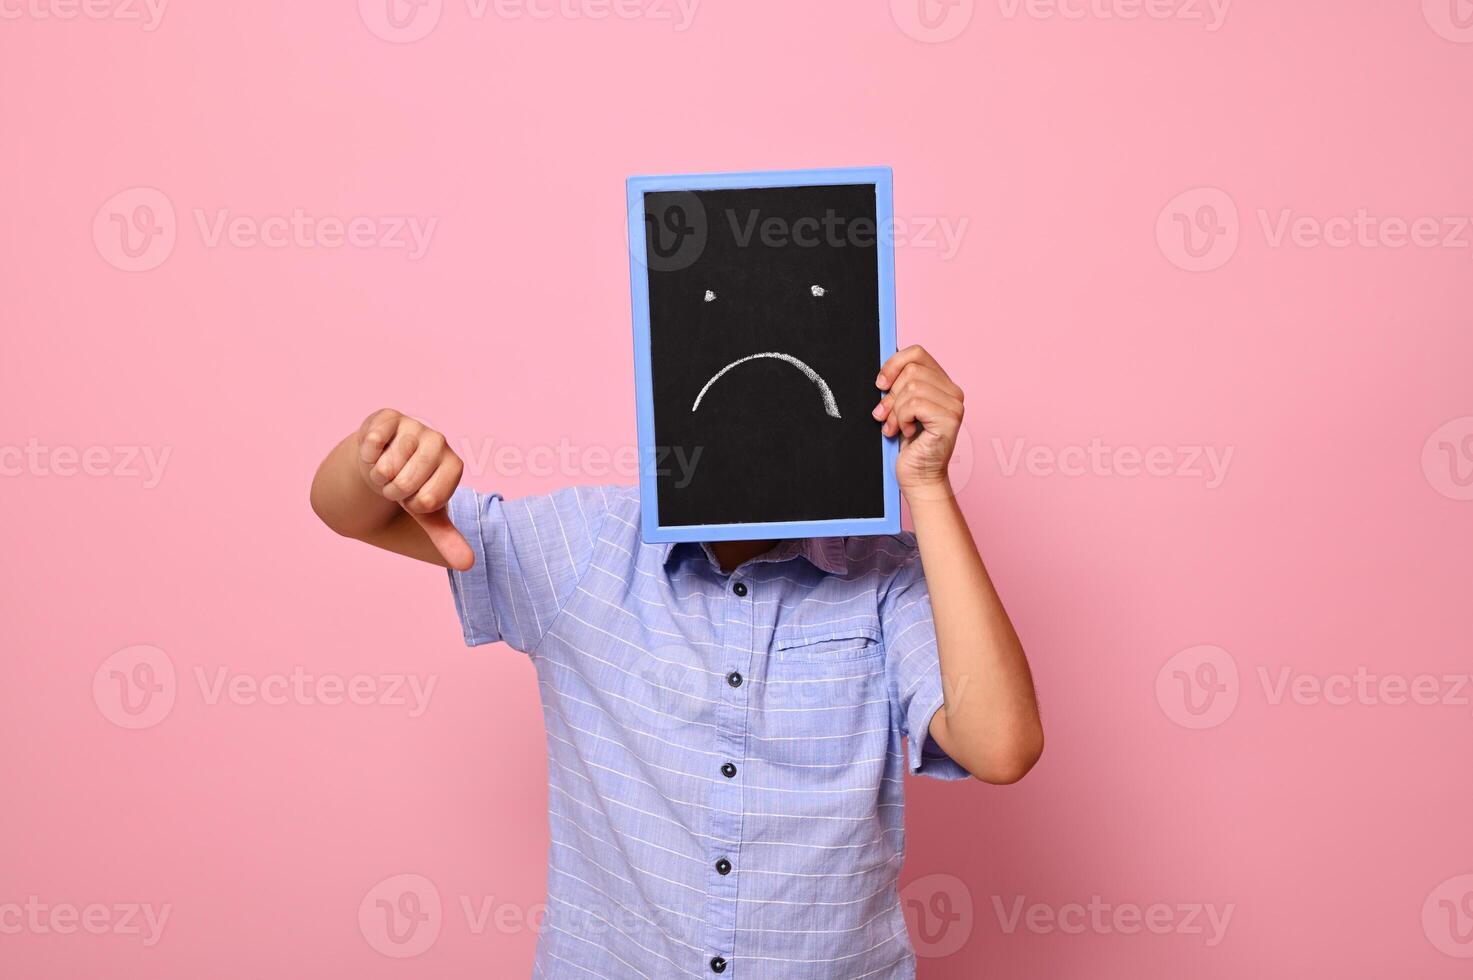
[879,544,972,781]
[445,485,615,654]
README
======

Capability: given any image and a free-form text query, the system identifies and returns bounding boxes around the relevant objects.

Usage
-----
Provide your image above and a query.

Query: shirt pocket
[773,622,884,665]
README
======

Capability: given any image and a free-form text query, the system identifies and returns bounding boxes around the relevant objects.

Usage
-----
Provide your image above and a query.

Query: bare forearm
[310,432,402,539]
[909,487,1043,784]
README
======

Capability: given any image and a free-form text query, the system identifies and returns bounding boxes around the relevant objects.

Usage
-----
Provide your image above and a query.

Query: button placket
[701,573,752,974]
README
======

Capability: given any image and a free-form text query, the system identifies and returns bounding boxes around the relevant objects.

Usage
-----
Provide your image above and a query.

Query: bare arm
[309,409,474,570]
[874,346,1044,785]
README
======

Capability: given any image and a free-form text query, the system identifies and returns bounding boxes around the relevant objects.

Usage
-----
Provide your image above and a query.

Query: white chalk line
[690,352,842,419]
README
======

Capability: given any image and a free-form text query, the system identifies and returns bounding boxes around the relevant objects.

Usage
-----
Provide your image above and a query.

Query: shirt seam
[526,486,618,660]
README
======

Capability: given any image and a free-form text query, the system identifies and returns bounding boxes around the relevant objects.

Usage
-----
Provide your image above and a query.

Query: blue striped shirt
[447,484,968,979]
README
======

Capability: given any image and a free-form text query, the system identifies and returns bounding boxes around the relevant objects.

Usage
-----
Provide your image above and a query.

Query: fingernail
[875,373,887,388]
[871,402,885,419]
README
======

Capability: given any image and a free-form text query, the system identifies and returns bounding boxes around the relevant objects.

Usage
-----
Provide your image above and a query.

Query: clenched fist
[355,409,474,570]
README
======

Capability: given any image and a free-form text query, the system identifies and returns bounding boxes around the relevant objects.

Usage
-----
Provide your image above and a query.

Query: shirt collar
[659,537,848,576]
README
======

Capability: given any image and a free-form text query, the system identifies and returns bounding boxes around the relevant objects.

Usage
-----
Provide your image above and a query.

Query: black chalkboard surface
[627,169,900,543]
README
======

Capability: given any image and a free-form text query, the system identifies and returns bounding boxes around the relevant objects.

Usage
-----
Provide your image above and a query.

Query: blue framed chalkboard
[626,167,901,544]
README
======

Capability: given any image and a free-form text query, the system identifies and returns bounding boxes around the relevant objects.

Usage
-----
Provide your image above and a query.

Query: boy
[310,344,1042,978]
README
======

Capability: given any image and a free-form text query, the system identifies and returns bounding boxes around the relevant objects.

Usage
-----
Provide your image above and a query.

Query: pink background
[3,1,1472,976]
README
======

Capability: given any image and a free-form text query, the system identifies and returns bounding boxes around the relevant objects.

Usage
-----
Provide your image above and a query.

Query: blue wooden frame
[626,166,901,544]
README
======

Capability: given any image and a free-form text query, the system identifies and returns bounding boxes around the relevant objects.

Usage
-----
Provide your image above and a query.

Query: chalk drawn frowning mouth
[691,352,842,419]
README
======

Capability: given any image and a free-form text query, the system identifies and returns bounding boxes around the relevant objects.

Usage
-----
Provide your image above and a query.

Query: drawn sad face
[643,184,886,529]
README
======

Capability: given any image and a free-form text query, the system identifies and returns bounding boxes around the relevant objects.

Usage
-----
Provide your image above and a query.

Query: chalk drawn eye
[810,285,826,297]
[704,290,717,303]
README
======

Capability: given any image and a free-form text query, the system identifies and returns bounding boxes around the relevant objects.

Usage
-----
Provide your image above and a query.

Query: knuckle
[364,407,398,430]
[414,489,444,512]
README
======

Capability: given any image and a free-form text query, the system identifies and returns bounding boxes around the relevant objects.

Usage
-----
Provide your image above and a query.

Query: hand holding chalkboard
[873,344,965,497]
